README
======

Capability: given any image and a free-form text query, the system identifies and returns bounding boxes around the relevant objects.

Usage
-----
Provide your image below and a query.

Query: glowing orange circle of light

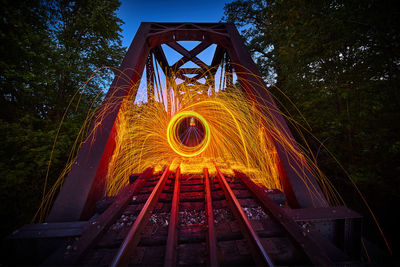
[167,111,211,157]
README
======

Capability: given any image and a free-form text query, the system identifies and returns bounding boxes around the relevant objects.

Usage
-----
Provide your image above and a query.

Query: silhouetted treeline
[224,0,400,258]
[0,0,125,237]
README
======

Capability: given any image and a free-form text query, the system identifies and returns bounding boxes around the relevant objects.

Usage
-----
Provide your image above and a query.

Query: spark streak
[167,111,211,157]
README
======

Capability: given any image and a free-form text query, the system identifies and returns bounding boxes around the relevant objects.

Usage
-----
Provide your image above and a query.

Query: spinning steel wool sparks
[40,22,336,224]
[167,111,210,156]
[103,85,287,196]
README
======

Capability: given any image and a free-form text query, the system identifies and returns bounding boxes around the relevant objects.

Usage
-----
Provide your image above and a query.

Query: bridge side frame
[48,22,327,223]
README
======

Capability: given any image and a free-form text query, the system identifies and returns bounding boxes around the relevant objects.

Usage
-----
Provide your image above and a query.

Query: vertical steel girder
[48,22,327,223]
[47,23,152,222]
[146,52,155,102]
[224,24,327,208]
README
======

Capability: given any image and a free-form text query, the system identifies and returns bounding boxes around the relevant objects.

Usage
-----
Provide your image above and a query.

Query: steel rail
[110,166,171,267]
[233,170,333,266]
[42,167,154,266]
[164,166,181,267]
[204,168,219,267]
[215,166,275,267]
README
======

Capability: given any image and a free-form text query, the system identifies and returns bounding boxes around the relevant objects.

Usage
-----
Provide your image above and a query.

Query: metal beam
[47,23,153,222]
[215,166,274,267]
[44,168,154,265]
[204,168,219,267]
[234,170,333,266]
[111,166,171,267]
[152,45,170,75]
[224,23,328,208]
[164,166,181,267]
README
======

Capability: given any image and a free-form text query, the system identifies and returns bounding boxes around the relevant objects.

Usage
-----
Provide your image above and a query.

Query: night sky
[117,0,230,48]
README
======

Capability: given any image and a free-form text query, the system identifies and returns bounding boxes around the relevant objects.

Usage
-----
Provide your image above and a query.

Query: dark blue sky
[117,0,231,48]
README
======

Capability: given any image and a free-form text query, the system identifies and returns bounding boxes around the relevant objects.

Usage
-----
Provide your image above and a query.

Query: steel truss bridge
[6,23,362,266]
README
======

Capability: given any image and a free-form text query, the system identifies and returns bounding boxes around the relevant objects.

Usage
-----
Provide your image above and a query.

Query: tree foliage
[0,0,125,236]
[224,0,400,253]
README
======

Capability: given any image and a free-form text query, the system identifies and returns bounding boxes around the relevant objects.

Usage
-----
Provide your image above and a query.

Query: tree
[0,0,125,237]
[224,0,400,254]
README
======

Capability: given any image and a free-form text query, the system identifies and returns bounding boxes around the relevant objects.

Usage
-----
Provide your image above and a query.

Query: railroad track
[43,165,345,266]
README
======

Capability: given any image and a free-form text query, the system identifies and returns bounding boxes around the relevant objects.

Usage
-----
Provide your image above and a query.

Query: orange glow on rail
[34,65,392,257]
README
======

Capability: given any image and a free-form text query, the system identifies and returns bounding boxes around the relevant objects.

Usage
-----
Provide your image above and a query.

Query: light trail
[32,63,392,256]
[166,111,211,157]
[103,83,285,196]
